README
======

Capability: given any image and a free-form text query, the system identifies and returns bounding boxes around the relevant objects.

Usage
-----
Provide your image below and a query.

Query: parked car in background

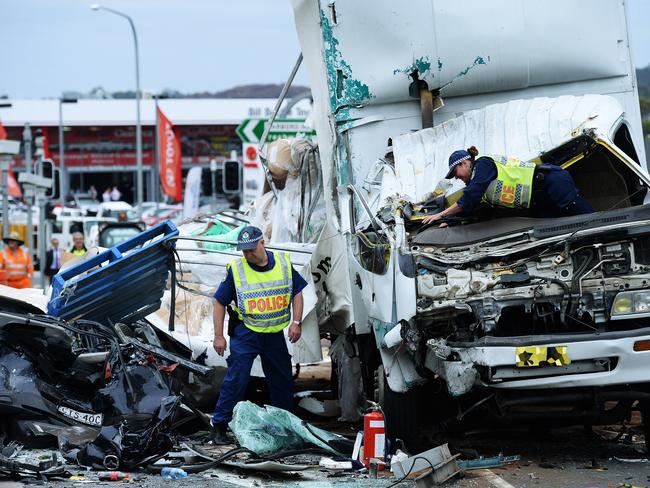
[96,201,138,221]
[71,193,100,216]
[143,206,183,227]
[97,222,146,248]
[134,201,159,217]
[50,216,117,250]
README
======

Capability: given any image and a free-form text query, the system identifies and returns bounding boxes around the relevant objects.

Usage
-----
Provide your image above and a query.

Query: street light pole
[210,158,217,212]
[58,95,78,205]
[34,130,48,290]
[58,100,65,205]
[91,4,143,209]
[23,124,34,262]
[0,103,13,239]
[154,95,160,213]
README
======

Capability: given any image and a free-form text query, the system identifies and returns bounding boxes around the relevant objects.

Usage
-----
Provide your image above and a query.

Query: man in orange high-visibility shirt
[1,231,33,288]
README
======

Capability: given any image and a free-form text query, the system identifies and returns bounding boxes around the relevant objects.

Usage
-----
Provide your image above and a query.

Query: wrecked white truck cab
[292,0,650,443]
[397,95,650,395]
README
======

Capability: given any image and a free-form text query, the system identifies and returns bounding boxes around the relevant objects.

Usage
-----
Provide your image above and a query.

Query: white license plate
[58,406,103,427]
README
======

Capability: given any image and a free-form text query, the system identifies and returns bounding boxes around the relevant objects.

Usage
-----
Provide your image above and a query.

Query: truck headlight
[611,291,650,318]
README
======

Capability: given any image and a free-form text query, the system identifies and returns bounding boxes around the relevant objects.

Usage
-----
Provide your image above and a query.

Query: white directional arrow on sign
[242,120,259,144]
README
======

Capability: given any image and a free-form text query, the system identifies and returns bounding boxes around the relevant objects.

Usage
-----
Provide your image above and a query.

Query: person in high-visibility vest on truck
[0,231,33,288]
[209,226,307,445]
[422,146,594,224]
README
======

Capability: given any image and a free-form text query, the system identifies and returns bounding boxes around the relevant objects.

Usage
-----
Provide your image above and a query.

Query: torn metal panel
[294,1,644,214]
[72,396,180,470]
[426,329,650,395]
[116,332,211,376]
[296,395,340,418]
[391,443,461,485]
[372,319,425,393]
[392,95,642,202]
[0,310,206,470]
[0,447,67,479]
[0,286,48,313]
[311,1,630,106]
[48,220,179,325]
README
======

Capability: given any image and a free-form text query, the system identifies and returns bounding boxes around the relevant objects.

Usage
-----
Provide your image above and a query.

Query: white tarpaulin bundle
[147,218,323,368]
[249,139,326,244]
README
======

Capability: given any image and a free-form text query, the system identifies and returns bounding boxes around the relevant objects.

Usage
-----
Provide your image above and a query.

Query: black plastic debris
[0,311,210,470]
[0,444,67,480]
[72,396,180,470]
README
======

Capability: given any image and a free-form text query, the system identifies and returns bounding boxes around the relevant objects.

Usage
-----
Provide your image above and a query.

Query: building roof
[0,98,312,127]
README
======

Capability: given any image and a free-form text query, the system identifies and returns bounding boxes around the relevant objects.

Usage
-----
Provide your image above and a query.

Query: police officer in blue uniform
[210,226,308,444]
[423,146,594,224]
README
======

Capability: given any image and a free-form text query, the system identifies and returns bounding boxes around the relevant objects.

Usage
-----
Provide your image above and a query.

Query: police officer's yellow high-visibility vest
[479,155,536,209]
[229,251,293,333]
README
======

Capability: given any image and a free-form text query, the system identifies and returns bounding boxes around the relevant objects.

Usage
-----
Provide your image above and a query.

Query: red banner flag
[157,108,182,202]
[42,127,51,159]
[8,168,22,198]
[0,122,20,196]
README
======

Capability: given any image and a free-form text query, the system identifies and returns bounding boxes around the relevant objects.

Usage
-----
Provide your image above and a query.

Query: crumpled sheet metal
[0,445,67,479]
[229,401,342,456]
[0,311,204,470]
[70,396,179,470]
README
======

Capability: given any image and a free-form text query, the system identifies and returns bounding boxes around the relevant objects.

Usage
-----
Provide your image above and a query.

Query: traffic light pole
[34,131,47,290]
[0,140,20,240]
[210,158,217,212]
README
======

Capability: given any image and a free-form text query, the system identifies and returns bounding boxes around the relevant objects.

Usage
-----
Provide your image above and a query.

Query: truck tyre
[375,365,426,452]
[641,401,650,453]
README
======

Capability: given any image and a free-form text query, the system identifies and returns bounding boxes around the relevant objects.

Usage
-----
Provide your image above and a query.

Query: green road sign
[236,118,316,143]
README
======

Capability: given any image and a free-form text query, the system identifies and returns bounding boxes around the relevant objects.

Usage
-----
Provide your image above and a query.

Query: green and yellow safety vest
[479,155,536,209]
[229,251,293,333]
[70,247,87,257]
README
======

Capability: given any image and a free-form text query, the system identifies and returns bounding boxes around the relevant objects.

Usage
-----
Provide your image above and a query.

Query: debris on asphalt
[296,390,340,418]
[160,467,187,480]
[0,445,68,480]
[0,310,210,469]
[98,472,129,481]
[222,459,311,472]
[390,443,462,485]
[613,456,649,463]
[457,454,521,470]
[582,458,608,470]
[319,457,354,471]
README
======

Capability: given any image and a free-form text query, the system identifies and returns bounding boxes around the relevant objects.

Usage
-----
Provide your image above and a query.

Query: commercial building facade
[0,98,310,202]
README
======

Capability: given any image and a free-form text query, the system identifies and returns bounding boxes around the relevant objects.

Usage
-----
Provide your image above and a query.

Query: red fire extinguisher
[363,401,386,470]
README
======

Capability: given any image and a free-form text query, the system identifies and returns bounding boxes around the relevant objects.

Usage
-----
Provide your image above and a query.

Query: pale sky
[1,0,649,99]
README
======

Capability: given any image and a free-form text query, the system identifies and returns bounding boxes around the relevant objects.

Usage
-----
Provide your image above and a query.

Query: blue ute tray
[48,220,179,324]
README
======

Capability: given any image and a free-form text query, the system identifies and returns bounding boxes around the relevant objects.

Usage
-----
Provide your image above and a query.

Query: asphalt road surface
[443,420,648,488]
[0,421,646,488]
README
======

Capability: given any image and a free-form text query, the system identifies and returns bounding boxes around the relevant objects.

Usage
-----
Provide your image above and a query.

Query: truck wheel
[375,365,426,452]
[641,401,650,453]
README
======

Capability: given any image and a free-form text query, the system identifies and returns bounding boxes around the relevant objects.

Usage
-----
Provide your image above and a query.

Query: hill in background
[110,84,311,100]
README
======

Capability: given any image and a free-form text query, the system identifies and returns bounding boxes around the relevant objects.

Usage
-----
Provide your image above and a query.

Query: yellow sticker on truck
[515,346,570,367]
